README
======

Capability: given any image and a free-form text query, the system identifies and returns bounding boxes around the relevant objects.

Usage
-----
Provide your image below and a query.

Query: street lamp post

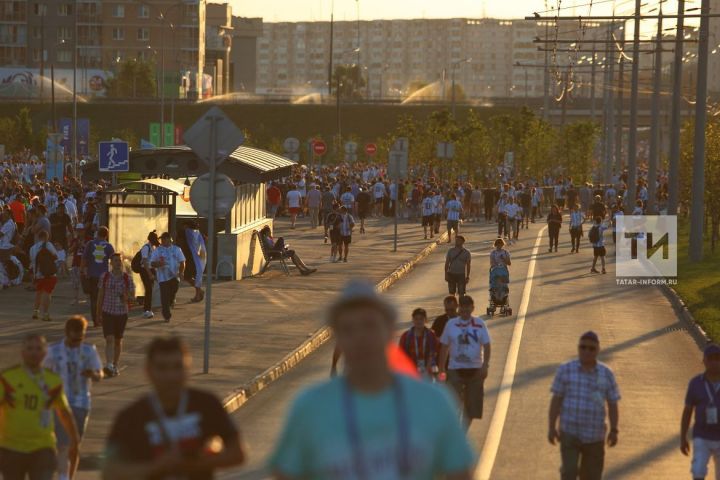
[667,0,685,215]
[72,0,78,177]
[451,57,471,117]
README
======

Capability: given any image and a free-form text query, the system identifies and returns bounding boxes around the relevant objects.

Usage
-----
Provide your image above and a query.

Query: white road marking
[474,226,547,480]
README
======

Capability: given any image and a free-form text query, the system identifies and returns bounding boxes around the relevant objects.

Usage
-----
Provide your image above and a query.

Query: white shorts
[692,437,720,479]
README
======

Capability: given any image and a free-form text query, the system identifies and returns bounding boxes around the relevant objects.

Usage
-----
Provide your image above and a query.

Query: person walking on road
[138,231,159,318]
[484,186,496,223]
[44,316,103,480]
[306,184,322,229]
[321,185,337,242]
[372,178,386,217]
[398,308,440,377]
[680,344,720,480]
[438,295,491,430]
[150,232,185,323]
[421,192,435,240]
[286,185,302,229]
[81,226,114,327]
[569,204,585,254]
[431,295,459,340]
[103,337,246,480]
[337,206,355,263]
[0,334,81,480]
[356,186,372,234]
[588,217,608,274]
[445,235,471,298]
[269,280,476,480]
[496,193,509,240]
[505,196,521,244]
[183,221,206,303]
[445,194,463,244]
[30,230,59,321]
[97,253,135,377]
[548,331,620,480]
[547,205,562,253]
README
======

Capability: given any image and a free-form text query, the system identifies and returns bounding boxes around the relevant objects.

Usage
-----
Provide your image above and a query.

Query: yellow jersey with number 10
[0,365,69,453]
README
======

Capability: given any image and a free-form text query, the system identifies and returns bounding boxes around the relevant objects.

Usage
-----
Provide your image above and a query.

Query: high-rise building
[0,0,206,98]
[230,16,262,94]
[255,17,609,100]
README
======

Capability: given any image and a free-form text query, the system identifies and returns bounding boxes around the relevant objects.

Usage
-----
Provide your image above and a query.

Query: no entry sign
[313,140,327,156]
[365,143,377,155]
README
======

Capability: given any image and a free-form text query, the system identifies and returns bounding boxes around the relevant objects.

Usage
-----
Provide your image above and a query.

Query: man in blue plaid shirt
[548,331,621,480]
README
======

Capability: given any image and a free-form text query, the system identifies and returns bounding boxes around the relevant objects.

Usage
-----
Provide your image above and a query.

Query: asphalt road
[219,218,705,480]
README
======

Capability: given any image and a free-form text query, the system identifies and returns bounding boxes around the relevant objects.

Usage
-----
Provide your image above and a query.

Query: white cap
[326,279,396,325]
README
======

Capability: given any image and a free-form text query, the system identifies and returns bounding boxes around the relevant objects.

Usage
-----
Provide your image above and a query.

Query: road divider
[222,231,450,413]
[475,226,546,480]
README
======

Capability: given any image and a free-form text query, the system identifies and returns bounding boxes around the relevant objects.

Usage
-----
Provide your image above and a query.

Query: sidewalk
[0,213,472,477]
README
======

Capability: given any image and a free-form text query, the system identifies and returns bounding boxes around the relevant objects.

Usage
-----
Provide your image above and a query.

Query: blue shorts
[55,406,89,445]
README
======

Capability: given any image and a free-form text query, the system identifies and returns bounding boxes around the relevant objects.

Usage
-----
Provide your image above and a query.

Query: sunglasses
[578,345,598,352]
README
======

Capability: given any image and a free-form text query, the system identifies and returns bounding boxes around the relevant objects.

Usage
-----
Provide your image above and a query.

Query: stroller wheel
[486,308,492,316]
[507,307,513,316]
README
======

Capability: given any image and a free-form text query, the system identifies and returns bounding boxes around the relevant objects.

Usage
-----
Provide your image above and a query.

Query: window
[111,4,124,18]
[56,49,72,62]
[137,28,149,41]
[57,4,72,16]
[112,27,124,40]
[57,27,71,41]
[138,5,149,18]
[32,48,41,62]
[31,26,41,39]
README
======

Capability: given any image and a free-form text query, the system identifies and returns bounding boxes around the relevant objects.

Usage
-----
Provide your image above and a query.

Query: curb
[222,231,450,412]
[660,284,711,349]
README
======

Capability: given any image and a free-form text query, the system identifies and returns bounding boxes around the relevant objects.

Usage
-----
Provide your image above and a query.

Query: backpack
[588,225,600,244]
[130,245,146,273]
[36,242,57,277]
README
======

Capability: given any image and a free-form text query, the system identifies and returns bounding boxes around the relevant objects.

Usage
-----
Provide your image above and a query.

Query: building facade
[255,17,609,99]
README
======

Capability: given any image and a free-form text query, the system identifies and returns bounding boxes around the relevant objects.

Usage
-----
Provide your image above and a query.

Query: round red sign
[365,143,377,155]
[313,140,327,156]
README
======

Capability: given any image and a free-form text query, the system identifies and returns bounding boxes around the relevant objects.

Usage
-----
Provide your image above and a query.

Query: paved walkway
[0,213,469,477]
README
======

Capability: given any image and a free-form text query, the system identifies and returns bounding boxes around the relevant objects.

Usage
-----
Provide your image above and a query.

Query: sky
[230,0,682,23]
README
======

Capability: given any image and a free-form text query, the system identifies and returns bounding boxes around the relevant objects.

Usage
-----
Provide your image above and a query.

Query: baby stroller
[487,264,511,316]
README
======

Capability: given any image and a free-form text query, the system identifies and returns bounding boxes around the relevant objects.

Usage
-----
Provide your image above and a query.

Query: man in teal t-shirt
[269,280,475,480]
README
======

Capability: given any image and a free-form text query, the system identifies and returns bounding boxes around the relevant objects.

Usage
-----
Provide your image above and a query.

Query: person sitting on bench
[260,226,317,276]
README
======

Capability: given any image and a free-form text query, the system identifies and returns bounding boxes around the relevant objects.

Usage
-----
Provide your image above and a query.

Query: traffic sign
[98,141,129,172]
[189,173,236,218]
[283,137,300,153]
[389,137,409,181]
[365,143,377,155]
[313,140,327,156]
[344,141,358,154]
[183,106,244,166]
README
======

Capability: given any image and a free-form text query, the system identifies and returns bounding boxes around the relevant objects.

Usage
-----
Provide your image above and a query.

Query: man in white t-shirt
[286,185,303,229]
[44,315,103,480]
[445,195,463,244]
[438,295,491,429]
[373,180,386,217]
[150,232,185,322]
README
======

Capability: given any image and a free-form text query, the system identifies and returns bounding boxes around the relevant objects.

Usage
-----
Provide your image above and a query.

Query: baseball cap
[705,344,720,357]
[326,279,396,326]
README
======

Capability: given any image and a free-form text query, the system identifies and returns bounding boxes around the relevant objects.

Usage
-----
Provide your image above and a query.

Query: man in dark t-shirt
[431,295,459,339]
[356,187,372,234]
[103,337,245,479]
[49,203,72,249]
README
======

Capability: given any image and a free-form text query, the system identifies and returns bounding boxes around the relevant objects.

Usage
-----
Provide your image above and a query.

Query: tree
[332,65,366,101]
[15,107,35,151]
[105,59,157,98]
[456,109,490,182]
[520,117,557,179]
[554,121,599,182]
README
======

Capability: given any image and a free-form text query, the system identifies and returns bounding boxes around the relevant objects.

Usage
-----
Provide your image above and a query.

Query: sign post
[389,138,409,252]
[313,139,327,171]
[183,106,244,374]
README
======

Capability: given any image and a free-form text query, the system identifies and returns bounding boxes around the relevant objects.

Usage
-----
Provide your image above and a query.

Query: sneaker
[42,314,51,322]
[602,269,607,274]
[143,310,154,319]
[164,317,170,323]
[343,258,348,263]
[112,365,120,377]
[324,236,328,244]
[591,268,600,274]
[32,311,39,320]
[103,365,114,378]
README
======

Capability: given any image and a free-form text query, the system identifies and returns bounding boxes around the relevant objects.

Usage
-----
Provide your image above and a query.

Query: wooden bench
[256,231,291,275]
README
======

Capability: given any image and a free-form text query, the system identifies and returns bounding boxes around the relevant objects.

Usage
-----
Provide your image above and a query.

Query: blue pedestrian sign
[98,141,129,172]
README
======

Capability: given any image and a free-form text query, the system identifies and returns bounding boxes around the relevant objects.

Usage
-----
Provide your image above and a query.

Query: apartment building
[255,17,609,99]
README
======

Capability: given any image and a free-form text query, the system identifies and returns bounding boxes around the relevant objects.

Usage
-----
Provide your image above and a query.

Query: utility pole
[668,0,685,215]
[605,24,616,184]
[543,21,550,121]
[626,0,642,212]
[689,0,710,262]
[72,0,78,177]
[647,7,663,214]
[160,13,166,147]
[616,41,625,175]
[327,0,334,96]
[561,68,569,126]
[590,48,597,122]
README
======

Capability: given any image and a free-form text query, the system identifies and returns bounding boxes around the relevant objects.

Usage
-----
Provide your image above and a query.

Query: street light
[451,57,471,117]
